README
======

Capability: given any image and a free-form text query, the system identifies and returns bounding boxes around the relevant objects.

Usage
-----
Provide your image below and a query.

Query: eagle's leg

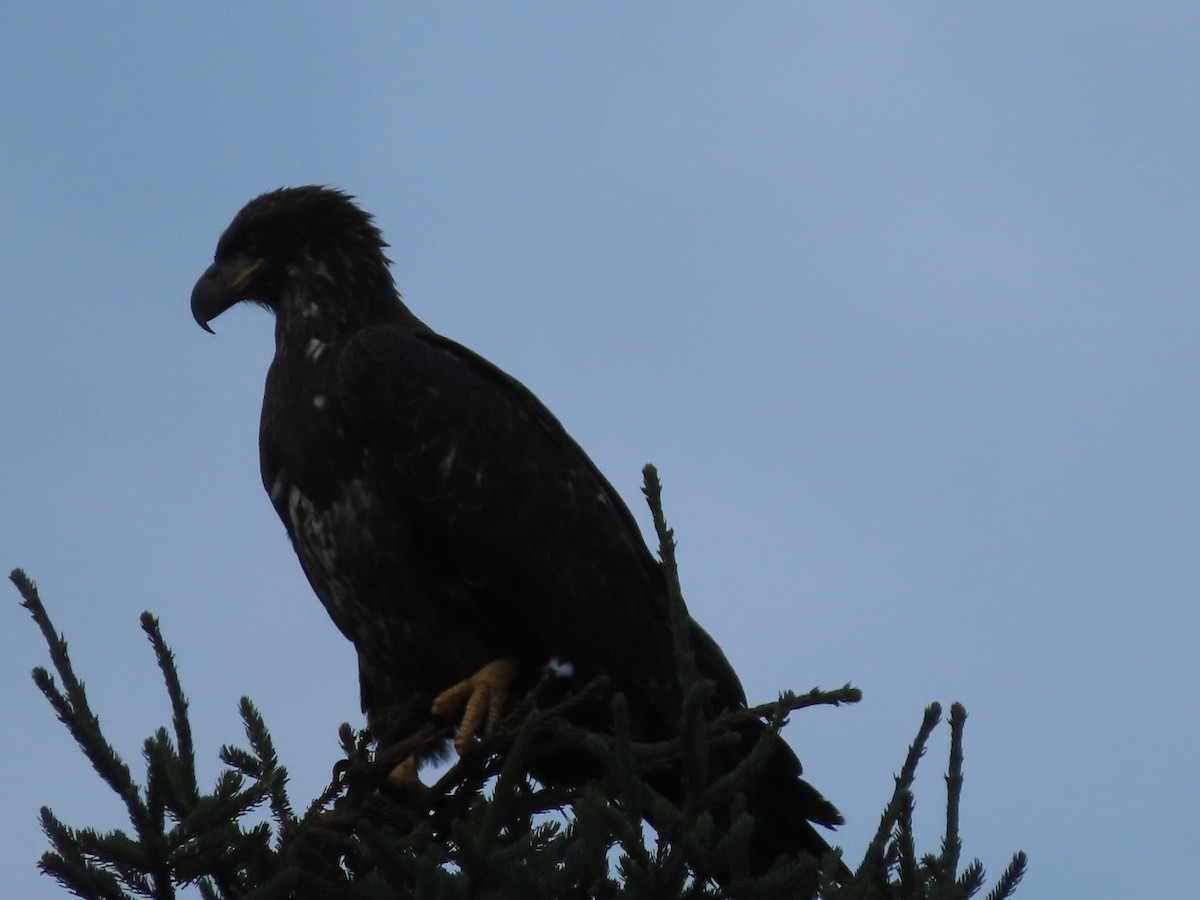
[369,719,443,798]
[431,657,516,752]
[387,756,424,791]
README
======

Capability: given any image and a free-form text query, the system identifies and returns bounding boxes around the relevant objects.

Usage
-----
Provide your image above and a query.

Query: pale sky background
[2,5,1197,898]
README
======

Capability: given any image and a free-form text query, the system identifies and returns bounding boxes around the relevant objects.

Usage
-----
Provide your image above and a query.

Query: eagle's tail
[735,721,851,883]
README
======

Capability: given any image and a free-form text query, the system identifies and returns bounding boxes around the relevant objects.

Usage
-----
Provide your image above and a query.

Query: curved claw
[431,658,516,752]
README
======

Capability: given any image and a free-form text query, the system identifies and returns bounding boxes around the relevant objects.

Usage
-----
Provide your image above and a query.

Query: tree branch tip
[10,568,41,607]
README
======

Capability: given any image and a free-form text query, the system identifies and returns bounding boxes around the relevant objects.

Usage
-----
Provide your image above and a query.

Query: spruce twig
[141,612,199,807]
[984,851,1028,900]
[856,701,941,887]
[643,464,698,688]
[12,570,147,831]
[942,702,967,881]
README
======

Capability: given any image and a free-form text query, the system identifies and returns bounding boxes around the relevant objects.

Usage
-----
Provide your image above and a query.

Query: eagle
[191,185,844,877]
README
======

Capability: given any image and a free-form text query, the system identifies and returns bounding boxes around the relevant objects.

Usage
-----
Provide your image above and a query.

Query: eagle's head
[191,186,397,334]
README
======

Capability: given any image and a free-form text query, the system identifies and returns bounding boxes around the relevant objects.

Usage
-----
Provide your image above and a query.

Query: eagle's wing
[333,323,677,702]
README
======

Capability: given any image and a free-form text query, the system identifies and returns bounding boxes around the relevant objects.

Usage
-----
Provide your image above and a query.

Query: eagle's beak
[190,257,264,333]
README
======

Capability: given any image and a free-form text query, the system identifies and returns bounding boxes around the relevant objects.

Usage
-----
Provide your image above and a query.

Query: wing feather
[334,324,676,700]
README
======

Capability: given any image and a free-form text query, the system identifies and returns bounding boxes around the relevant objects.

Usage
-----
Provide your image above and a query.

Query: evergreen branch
[141,612,199,805]
[729,856,819,900]
[144,727,197,822]
[942,702,967,881]
[893,789,918,896]
[678,676,715,793]
[237,696,296,831]
[902,703,943,795]
[607,693,646,825]
[38,807,133,900]
[857,702,941,883]
[704,705,784,811]
[955,859,985,898]
[759,684,862,716]
[12,571,151,845]
[138,730,175,898]
[983,852,1028,900]
[710,793,753,885]
[642,464,698,688]
[479,703,543,841]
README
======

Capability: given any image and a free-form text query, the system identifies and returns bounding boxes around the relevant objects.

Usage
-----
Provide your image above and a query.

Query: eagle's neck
[271,251,429,351]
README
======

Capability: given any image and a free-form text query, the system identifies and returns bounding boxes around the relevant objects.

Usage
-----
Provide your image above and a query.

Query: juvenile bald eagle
[191,186,843,875]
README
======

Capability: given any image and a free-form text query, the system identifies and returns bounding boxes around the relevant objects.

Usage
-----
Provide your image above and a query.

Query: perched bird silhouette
[191,185,844,877]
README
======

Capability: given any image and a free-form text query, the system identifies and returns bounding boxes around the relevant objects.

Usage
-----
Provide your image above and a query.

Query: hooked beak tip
[190,256,263,334]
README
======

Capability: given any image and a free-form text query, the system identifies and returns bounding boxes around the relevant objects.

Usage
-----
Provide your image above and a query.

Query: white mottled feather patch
[288,479,375,630]
[439,444,457,479]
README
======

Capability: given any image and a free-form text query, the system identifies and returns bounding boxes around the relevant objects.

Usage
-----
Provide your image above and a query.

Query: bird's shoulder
[331,324,635,526]
[334,324,566,443]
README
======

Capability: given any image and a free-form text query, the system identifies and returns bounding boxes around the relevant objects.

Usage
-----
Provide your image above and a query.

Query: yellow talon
[387,755,423,789]
[431,657,516,752]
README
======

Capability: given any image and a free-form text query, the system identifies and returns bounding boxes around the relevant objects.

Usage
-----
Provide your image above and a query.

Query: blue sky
[2,5,1197,897]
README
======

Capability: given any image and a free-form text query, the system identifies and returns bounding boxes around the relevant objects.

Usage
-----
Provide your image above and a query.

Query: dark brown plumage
[191,185,843,878]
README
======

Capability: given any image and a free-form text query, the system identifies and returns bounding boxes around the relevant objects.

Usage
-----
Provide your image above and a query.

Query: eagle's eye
[241,231,265,256]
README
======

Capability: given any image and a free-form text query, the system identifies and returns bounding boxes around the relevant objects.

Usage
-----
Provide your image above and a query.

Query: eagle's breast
[285,475,381,646]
